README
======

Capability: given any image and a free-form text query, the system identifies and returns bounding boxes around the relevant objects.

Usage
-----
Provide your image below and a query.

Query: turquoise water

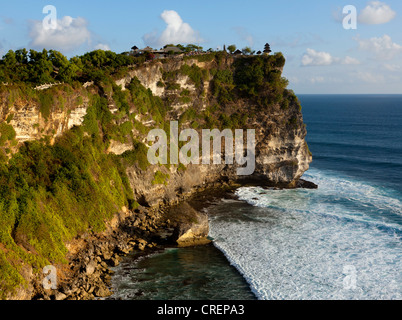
[108,244,255,300]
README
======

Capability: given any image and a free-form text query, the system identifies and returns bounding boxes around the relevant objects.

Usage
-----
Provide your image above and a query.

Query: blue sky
[1,0,402,93]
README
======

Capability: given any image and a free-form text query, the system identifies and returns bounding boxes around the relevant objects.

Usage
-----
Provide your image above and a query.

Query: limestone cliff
[0,52,312,299]
[110,54,312,206]
[1,53,311,202]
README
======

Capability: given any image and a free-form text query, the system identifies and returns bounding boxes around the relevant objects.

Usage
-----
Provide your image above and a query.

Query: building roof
[164,46,183,53]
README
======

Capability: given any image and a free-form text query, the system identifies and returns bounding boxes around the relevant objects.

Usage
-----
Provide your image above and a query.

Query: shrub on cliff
[0,122,16,146]
[233,53,289,107]
[0,126,135,298]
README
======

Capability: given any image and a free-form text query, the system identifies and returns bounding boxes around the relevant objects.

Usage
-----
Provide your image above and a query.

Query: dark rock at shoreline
[297,179,318,189]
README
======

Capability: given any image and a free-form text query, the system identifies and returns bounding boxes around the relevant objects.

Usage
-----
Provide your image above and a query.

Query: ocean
[108,94,402,300]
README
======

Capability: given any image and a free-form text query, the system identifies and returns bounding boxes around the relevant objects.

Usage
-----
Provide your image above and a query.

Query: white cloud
[356,34,402,60]
[310,76,325,84]
[351,71,385,83]
[143,10,201,47]
[384,63,401,71]
[94,43,111,51]
[29,16,91,52]
[358,1,396,25]
[342,56,361,65]
[287,75,300,84]
[302,49,333,66]
[302,48,360,66]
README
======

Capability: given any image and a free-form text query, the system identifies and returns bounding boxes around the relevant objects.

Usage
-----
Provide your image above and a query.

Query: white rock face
[116,63,165,97]
[8,102,87,144]
[67,106,87,130]
[108,140,133,155]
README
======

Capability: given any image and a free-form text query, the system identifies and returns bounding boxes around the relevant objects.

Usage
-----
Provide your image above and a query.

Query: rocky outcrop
[167,202,210,247]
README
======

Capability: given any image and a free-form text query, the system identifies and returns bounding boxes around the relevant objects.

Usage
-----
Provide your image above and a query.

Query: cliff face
[1,54,311,201]
[0,52,312,299]
[109,55,312,205]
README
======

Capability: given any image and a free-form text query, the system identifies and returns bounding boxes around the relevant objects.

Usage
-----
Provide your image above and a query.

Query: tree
[15,49,29,64]
[242,47,252,55]
[227,45,236,54]
[49,50,72,82]
[144,51,155,61]
[185,44,202,52]
[263,43,272,55]
[3,50,17,69]
[28,49,54,84]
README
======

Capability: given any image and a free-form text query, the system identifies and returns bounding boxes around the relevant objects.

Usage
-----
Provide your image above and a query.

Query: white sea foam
[208,168,402,300]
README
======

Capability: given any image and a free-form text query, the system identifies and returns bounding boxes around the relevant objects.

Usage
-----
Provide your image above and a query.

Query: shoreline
[26,179,317,300]
[27,182,236,300]
[105,242,258,300]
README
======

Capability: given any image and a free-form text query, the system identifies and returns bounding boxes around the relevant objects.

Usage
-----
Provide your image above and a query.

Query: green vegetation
[179,107,198,124]
[0,66,171,296]
[0,45,304,298]
[233,53,288,107]
[121,140,149,171]
[211,69,235,105]
[151,170,170,185]
[0,122,16,147]
[0,48,144,86]
[227,45,237,54]
[179,64,209,88]
[0,127,135,298]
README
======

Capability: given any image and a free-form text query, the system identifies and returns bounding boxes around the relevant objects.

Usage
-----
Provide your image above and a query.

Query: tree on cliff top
[227,45,236,54]
[242,47,252,55]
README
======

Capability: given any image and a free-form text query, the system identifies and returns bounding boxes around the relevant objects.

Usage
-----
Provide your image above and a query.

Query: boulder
[168,202,210,247]
[85,260,97,276]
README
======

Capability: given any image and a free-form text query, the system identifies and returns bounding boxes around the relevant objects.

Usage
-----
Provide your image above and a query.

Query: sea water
[208,95,402,300]
[110,95,402,300]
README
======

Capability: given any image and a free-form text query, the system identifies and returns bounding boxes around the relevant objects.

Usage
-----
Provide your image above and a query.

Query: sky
[1,0,402,94]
